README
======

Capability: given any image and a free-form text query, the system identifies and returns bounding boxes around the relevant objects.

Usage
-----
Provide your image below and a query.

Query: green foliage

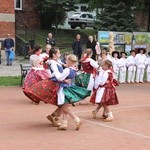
[35,0,79,29]
[95,2,137,32]
[0,76,20,86]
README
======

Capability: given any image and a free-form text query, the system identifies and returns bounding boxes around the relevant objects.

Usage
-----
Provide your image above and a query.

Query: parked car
[68,12,99,29]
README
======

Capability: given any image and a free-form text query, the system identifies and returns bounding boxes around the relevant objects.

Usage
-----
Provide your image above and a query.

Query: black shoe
[6,64,9,66]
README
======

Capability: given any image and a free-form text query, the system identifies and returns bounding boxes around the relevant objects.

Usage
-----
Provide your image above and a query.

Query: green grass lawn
[16,28,97,54]
[16,29,76,53]
[0,76,20,86]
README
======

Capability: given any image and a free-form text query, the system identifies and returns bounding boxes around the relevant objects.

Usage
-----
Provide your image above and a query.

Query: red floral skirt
[90,87,119,105]
[24,79,60,105]
[23,69,50,90]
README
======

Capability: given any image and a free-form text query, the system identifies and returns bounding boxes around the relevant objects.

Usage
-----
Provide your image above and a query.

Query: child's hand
[64,79,71,84]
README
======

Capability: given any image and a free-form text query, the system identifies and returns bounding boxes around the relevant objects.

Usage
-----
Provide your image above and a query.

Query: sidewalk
[0,50,29,76]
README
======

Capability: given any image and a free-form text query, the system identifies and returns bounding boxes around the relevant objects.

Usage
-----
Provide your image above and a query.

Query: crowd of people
[21,33,121,130]
[21,32,150,131]
[72,33,150,83]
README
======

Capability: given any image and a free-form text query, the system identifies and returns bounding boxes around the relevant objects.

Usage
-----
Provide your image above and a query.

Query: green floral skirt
[75,73,90,89]
[64,85,91,104]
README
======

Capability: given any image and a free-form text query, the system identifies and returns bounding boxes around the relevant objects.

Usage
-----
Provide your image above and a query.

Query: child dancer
[146,52,150,82]
[23,45,51,93]
[25,47,66,127]
[126,50,136,83]
[111,51,120,80]
[119,52,127,83]
[135,48,147,83]
[95,41,101,62]
[90,59,119,121]
[76,49,98,90]
[75,49,98,104]
[53,54,91,130]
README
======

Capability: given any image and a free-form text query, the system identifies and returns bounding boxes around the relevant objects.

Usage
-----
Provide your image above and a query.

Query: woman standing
[86,35,96,60]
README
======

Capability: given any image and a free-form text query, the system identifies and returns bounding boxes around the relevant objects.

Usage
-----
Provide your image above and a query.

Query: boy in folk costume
[135,48,147,83]
[90,60,119,121]
[111,51,120,80]
[126,50,136,83]
[119,52,127,83]
[146,52,150,82]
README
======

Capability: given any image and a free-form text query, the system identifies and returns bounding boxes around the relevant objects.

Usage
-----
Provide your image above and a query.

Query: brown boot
[47,115,61,127]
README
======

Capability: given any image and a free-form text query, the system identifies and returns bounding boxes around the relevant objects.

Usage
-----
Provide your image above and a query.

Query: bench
[20,64,31,86]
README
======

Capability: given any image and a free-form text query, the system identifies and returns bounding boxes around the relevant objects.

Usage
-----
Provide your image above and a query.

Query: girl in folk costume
[95,41,101,62]
[111,51,120,80]
[135,48,147,83]
[146,52,150,82]
[25,48,69,127]
[101,47,112,61]
[23,45,51,90]
[119,52,127,83]
[76,49,99,91]
[126,50,136,83]
[52,54,91,130]
[41,44,52,75]
[90,60,119,121]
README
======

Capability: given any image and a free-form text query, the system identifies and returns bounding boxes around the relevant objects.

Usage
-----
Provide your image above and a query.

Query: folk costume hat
[137,48,146,54]
[130,50,136,53]
[120,51,127,56]
[112,51,120,58]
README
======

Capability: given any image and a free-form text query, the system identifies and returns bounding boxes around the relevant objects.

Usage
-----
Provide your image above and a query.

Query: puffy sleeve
[30,55,34,66]
[94,71,108,89]
[50,61,61,75]
[54,68,70,81]
[90,59,99,68]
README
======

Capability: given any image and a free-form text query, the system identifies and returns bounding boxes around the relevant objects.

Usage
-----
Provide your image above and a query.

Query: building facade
[15,0,40,30]
[0,0,15,41]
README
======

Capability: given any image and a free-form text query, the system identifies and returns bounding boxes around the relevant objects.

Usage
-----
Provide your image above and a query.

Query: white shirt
[135,53,147,68]
[30,54,44,70]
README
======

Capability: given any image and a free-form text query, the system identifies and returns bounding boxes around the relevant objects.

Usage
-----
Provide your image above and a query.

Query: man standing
[46,33,55,47]
[72,34,82,69]
[4,34,14,66]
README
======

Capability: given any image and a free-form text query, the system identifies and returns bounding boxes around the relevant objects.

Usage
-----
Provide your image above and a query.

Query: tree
[134,0,150,31]
[35,0,79,30]
[90,1,137,31]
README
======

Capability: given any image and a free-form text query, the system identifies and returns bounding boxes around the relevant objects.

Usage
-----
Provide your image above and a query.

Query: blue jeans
[5,48,13,65]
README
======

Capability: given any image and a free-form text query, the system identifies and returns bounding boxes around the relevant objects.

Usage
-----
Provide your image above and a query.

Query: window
[87,14,93,19]
[15,0,22,10]
[81,6,87,12]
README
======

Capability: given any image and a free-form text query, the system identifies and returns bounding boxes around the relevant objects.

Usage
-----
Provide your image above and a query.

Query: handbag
[9,50,15,60]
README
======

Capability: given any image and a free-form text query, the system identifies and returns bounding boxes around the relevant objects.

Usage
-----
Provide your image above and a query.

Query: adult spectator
[0,41,2,64]
[72,34,82,69]
[46,33,55,47]
[86,35,96,60]
[4,34,14,66]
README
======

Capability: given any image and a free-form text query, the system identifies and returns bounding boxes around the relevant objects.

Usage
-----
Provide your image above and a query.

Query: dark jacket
[46,38,55,47]
[72,40,82,56]
[86,40,96,60]
[4,38,14,49]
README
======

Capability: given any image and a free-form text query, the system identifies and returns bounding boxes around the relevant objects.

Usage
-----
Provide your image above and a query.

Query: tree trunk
[147,10,150,32]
